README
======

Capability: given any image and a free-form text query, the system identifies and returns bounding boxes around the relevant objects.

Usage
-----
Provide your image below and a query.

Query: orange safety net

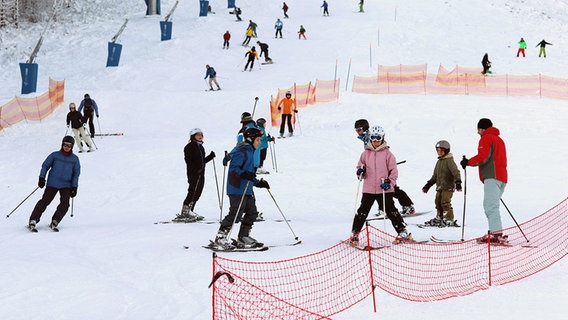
[353,64,568,99]
[0,78,65,131]
[211,197,567,319]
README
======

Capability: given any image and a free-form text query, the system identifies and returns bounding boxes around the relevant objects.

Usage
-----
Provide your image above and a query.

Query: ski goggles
[370,135,383,141]
[63,142,73,147]
[355,127,365,132]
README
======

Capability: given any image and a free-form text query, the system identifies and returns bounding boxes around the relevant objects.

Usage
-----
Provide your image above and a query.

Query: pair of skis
[196,239,302,252]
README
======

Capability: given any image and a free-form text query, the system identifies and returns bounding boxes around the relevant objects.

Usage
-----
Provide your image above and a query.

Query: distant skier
[204,64,221,91]
[517,37,527,57]
[248,20,258,37]
[256,41,272,62]
[255,118,275,174]
[274,18,283,38]
[234,7,242,21]
[536,39,552,58]
[78,93,99,138]
[66,102,94,153]
[242,27,254,46]
[213,127,270,250]
[276,91,297,138]
[321,1,329,16]
[174,128,215,223]
[244,46,259,71]
[298,25,307,39]
[359,0,364,12]
[28,136,80,232]
[481,53,492,75]
[282,2,289,18]
[223,30,231,49]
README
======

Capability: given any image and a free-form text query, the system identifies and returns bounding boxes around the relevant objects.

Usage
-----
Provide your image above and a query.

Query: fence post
[363,222,378,312]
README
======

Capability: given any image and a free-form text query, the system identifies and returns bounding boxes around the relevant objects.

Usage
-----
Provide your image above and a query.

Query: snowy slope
[1,0,567,319]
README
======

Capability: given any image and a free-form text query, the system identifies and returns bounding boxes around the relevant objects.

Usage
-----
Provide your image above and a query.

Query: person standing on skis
[461,118,508,243]
[244,46,259,71]
[222,30,231,49]
[204,65,221,91]
[350,125,412,245]
[536,39,552,58]
[282,2,289,18]
[78,93,99,138]
[174,128,215,222]
[242,27,254,46]
[298,25,307,39]
[276,91,297,138]
[66,102,95,153]
[256,41,272,62]
[28,136,81,232]
[274,18,284,38]
[214,127,270,249]
[321,1,329,16]
[516,37,527,57]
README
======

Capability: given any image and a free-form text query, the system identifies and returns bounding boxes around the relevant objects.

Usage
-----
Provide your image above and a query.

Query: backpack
[84,98,93,112]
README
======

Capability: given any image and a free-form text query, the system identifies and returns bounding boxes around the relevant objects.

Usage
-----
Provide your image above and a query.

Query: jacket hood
[482,126,500,136]
[365,140,390,152]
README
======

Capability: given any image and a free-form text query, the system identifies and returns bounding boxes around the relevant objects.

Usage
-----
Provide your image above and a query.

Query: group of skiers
[483,38,553,75]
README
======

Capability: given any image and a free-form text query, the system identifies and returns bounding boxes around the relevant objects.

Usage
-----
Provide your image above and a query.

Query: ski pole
[266,187,299,240]
[460,156,467,241]
[381,178,386,231]
[396,160,406,165]
[226,180,251,240]
[6,186,40,218]
[70,197,74,217]
[500,198,530,243]
[295,112,302,135]
[251,97,259,117]
[212,158,222,213]
[352,177,362,234]
[220,150,228,221]
[268,140,275,171]
[86,127,98,150]
[96,116,102,138]
[272,140,278,172]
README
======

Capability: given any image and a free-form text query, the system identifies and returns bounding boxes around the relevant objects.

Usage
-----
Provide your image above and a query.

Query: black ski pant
[223,40,230,48]
[220,194,259,229]
[393,185,413,207]
[244,58,255,70]
[280,114,293,135]
[260,50,270,61]
[183,174,205,209]
[352,192,406,235]
[242,36,251,46]
[275,29,282,38]
[30,187,71,224]
[83,110,95,137]
[259,148,267,167]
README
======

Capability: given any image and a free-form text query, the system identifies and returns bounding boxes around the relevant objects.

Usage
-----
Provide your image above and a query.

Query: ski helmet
[435,140,451,153]
[69,102,76,110]
[189,128,203,139]
[241,112,253,123]
[256,118,267,127]
[243,127,262,144]
[368,125,385,141]
[62,135,75,148]
[285,91,292,97]
[354,119,369,132]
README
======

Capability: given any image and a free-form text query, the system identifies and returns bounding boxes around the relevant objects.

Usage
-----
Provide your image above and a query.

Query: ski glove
[356,168,365,178]
[240,171,256,181]
[256,179,270,189]
[223,153,231,166]
[380,179,391,191]
[460,157,469,169]
[209,151,216,159]
[455,181,462,192]
[422,182,434,193]
[278,107,281,111]
[38,177,46,189]
[70,187,77,198]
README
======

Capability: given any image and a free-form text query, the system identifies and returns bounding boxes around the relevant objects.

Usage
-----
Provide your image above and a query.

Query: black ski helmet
[241,112,253,123]
[243,127,262,144]
[354,119,369,132]
[62,135,75,148]
[256,118,267,127]
[435,140,451,153]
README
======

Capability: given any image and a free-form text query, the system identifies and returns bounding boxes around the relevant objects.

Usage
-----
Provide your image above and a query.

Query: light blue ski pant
[483,178,506,232]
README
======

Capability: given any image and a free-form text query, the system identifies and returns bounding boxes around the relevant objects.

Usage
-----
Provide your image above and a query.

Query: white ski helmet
[368,125,385,141]
[189,128,203,138]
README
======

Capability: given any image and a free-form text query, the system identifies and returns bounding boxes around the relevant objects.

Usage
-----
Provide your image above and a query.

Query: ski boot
[348,234,359,247]
[173,205,197,222]
[49,220,59,232]
[477,232,508,244]
[401,205,415,216]
[442,219,460,227]
[27,220,38,232]
[236,224,264,248]
[395,230,414,243]
[424,216,444,227]
[255,212,265,222]
[214,227,235,250]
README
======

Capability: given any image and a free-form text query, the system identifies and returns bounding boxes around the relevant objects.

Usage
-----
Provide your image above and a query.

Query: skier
[276,91,297,138]
[298,25,307,39]
[350,125,412,245]
[421,140,462,227]
[536,39,552,58]
[174,128,216,222]
[28,136,80,232]
[354,119,416,216]
[516,37,527,57]
[66,102,94,153]
[256,118,275,174]
[248,20,258,37]
[481,53,492,75]
[256,41,272,62]
[78,93,99,138]
[237,112,262,171]
[242,27,254,46]
[460,118,508,243]
[359,0,364,12]
[274,18,284,38]
[222,30,231,49]
[282,2,289,18]
[321,1,329,16]
[243,46,259,71]
[213,127,270,249]
[234,7,242,21]
[204,64,221,91]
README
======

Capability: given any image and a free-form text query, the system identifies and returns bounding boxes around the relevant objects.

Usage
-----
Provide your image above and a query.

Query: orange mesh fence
[211,197,567,319]
[352,64,568,99]
[0,78,65,131]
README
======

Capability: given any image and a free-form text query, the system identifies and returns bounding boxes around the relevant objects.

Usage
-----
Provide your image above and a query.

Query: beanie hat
[477,118,493,129]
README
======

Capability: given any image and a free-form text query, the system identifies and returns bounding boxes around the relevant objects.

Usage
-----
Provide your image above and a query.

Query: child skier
[350,125,412,244]
[517,37,527,57]
[256,118,275,174]
[421,140,462,227]
[298,25,307,39]
[213,127,270,249]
